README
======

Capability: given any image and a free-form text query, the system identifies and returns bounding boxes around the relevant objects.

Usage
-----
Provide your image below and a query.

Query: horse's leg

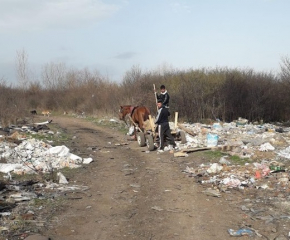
[138,112,144,132]
[132,114,138,140]
[134,124,138,140]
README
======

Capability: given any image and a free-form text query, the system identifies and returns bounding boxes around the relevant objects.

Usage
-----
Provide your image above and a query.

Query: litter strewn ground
[178,119,290,238]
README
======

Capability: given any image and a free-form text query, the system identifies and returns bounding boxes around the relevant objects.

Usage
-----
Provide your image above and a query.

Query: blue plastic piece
[228,228,255,237]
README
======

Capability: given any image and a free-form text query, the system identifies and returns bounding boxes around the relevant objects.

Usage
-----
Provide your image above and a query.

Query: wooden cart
[129,112,187,151]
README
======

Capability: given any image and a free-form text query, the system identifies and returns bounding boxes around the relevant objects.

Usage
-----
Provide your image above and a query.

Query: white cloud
[0,0,120,33]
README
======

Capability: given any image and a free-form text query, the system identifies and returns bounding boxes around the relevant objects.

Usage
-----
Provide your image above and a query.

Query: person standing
[155,100,176,152]
[155,85,170,108]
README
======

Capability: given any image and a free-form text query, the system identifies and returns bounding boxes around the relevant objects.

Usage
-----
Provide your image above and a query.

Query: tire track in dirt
[43,116,244,240]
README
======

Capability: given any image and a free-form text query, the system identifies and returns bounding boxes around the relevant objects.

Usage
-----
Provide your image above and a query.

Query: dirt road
[43,116,245,240]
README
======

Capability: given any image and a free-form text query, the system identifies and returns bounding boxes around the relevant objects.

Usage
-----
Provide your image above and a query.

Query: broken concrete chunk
[206,163,223,174]
[57,172,69,184]
[0,138,92,174]
[259,142,275,151]
[83,157,93,164]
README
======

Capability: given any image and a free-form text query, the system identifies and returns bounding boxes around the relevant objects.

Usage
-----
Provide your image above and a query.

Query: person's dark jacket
[155,106,170,125]
[156,91,170,107]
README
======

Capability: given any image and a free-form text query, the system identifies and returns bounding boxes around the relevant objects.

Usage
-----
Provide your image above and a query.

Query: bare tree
[41,62,66,89]
[121,65,143,103]
[16,49,30,89]
[280,56,290,83]
[0,76,6,86]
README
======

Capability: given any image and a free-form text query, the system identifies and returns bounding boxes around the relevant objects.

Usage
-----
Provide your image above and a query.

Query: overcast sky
[1,0,289,84]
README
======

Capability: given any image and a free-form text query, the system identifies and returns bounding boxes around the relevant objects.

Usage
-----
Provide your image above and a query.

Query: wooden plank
[177,123,196,137]
[174,112,178,130]
[153,84,158,112]
[148,115,155,132]
[127,115,142,132]
[181,147,211,153]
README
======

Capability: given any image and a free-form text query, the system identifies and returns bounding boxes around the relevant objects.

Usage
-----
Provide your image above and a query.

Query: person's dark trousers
[158,122,176,149]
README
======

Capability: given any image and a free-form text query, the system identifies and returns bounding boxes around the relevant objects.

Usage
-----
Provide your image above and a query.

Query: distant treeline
[1,56,290,126]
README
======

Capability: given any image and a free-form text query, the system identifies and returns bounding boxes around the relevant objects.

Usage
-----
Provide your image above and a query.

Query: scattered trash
[228,228,255,237]
[57,172,69,184]
[206,133,219,147]
[3,117,290,238]
[253,162,270,177]
[278,146,290,159]
[127,126,135,136]
[45,145,82,161]
[219,156,231,165]
[178,120,290,237]
[173,119,290,163]
[0,164,23,173]
[83,157,93,164]
[151,206,163,211]
[9,192,37,202]
[259,142,275,151]
[221,176,241,188]
[109,118,118,122]
[0,138,92,174]
[212,122,222,130]
[255,170,262,179]
[206,163,223,174]
[236,117,248,126]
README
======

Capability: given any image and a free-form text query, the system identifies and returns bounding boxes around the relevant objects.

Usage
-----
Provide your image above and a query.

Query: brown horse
[119,105,151,138]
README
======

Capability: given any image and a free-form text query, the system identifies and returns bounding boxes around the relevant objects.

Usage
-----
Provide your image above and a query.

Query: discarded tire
[146,135,155,151]
[137,132,146,147]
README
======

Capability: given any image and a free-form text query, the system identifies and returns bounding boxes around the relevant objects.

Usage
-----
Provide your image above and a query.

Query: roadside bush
[2,61,290,124]
[0,83,27,127]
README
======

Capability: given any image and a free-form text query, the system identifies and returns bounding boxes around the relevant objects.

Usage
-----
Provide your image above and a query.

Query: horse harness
[130,106,138,117]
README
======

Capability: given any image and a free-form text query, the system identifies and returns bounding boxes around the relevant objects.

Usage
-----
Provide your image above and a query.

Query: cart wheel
[146,135,155,151]
[179,131,187,144]
[137,132,146,147]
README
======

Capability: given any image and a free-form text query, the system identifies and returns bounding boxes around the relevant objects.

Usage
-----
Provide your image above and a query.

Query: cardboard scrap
[174,152,188,157]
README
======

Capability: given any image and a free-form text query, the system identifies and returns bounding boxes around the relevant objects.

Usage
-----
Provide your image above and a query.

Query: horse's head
[119,105,131,120]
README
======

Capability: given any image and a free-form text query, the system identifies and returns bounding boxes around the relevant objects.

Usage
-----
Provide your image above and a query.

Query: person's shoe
[164,146,170,151]
[157,147,164,153]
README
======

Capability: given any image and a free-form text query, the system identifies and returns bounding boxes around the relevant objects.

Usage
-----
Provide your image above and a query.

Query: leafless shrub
[0,83,26,127]
[42,62,66,90]
[280,56,290,83]
[16,49,30,89]
[2,54,290,124]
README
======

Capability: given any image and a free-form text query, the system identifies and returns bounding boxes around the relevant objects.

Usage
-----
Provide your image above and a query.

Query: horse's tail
[143,106,150,120]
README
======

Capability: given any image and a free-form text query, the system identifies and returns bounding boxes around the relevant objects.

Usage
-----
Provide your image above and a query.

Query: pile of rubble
[0,138,92,175]
[178,119,290,238]
[0,119,93,176]
[176,119,290,159]
[179,118,290,194]
[0,120,93,239]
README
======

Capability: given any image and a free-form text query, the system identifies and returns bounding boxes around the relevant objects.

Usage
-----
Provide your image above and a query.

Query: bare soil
[33,115,249,240]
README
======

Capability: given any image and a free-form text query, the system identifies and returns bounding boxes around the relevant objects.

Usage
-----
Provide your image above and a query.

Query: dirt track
[42,116,246,240]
